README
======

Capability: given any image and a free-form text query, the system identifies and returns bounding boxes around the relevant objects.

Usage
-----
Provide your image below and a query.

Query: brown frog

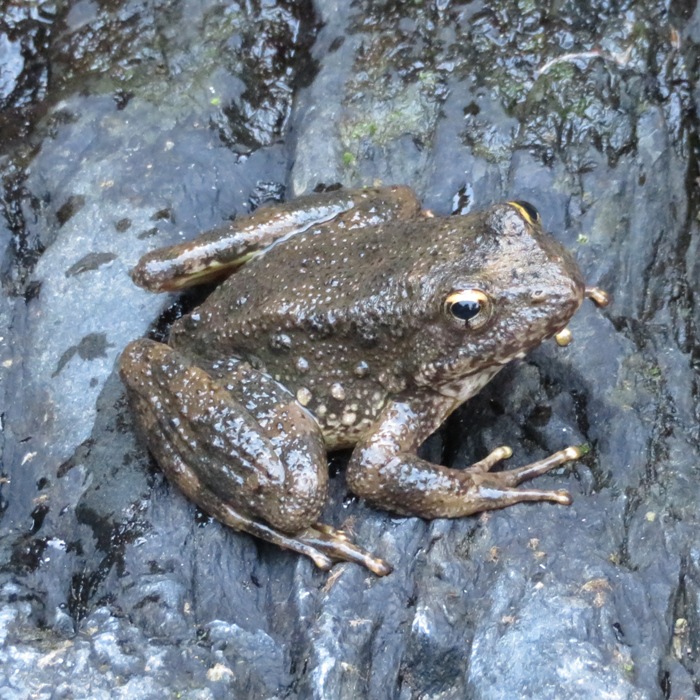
[120,186,608,575]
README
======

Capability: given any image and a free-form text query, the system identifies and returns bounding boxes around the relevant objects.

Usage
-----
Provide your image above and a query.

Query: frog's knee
[120,338,144,376]
[264,467,328,533]
[268,494,324,533]
[119,338,166,385]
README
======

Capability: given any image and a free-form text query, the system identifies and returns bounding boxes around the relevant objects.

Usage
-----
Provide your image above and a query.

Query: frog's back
[176,214,494,354]
[168,199,585,383]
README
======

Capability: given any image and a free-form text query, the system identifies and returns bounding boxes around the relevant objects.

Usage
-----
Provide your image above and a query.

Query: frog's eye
[444,289,492,330]
[507,200,540,224]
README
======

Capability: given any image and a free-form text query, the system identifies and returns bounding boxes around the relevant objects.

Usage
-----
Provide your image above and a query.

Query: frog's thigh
[346,396,573,519]
[120,339,327,533]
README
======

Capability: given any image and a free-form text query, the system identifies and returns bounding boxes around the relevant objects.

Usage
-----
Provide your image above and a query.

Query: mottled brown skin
[120,186,589,575]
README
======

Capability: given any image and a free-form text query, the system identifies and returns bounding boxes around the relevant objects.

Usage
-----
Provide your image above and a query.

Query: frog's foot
[279,523,393,576]
[164,465,392,576]
[464,443,584,484]
[455,445,586,507]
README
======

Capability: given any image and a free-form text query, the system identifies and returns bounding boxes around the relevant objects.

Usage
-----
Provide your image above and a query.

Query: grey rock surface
[1,1,699,698]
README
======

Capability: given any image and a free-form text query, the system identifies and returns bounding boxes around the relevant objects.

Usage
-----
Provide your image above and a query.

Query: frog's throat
[436,365,503,403]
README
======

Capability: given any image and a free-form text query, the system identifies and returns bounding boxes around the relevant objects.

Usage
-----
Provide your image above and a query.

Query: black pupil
[513,200,539,222]
[450,299,481,321]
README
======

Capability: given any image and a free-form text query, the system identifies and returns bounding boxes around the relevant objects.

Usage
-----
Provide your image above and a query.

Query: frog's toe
[464,445,513,473]
[465,483,572,509]
[469,445,583,488]
[315,523,352,542]
[299,525,393,576]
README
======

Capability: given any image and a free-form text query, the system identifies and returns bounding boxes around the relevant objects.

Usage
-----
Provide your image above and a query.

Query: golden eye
[443,289,492,329]
[507,200,540,224]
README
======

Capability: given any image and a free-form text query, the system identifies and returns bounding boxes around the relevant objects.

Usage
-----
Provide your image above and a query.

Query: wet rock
[1,1,699,698]
[0,4,55,140]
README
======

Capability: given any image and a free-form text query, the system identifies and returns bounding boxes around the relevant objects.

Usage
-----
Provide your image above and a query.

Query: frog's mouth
[552,286,609,346]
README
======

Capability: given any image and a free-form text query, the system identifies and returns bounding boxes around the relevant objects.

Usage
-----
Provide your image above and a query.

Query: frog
[119,185,608,576]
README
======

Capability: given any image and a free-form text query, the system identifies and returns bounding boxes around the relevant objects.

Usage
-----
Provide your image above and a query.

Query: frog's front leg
[346,393,578,519]
[120,339,391,575]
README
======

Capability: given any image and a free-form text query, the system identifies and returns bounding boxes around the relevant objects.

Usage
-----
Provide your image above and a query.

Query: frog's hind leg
[132,185,421,292]
[120,339,391,575]
[179,486,392,575]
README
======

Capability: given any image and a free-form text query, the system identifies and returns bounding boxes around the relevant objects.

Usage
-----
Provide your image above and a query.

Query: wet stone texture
[0,0,699,698]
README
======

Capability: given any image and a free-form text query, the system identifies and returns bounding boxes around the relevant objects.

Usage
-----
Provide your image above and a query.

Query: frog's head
[413,201,595,396]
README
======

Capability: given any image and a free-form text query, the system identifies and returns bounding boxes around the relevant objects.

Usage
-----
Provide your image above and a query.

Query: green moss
[647,365,662,379]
